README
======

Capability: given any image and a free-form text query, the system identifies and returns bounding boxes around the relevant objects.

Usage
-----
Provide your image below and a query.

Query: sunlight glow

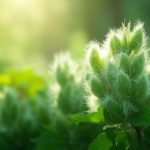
[99,49,110,59]
[87,42,110,61]
[13,0,31,7]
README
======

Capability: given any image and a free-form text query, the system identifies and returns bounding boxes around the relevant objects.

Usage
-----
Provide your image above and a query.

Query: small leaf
[88,133,112,150]
[70,107,104,123]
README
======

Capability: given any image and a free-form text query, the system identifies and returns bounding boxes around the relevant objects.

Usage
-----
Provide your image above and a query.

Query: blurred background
[0,0,150,70]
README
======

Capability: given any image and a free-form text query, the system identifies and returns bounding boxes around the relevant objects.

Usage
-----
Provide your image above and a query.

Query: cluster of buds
[87,22,149,123]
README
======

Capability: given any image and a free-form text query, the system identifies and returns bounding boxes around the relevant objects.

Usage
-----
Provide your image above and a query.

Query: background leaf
[88,133,112,150]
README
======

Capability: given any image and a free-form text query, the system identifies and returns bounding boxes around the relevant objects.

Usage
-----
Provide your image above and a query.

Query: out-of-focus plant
[0,68,52,150]
[0,68,47,97]
[2,21,150,150]
[53,54,87,114]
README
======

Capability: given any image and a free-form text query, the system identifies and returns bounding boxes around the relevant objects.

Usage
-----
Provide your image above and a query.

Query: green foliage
[88,133,112,150]
[0,68,52,150]
[70,107,104,123]
[1,22,150,150]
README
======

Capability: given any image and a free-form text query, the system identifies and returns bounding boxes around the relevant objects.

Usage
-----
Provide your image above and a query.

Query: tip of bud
[107,21,146,54]
[87,42,110,74]
[130,22,145,51]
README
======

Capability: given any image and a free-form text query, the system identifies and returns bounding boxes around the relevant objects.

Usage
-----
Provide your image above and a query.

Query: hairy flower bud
[110,35,121,54]
[106,62,118,86]
[88,46,104,74]
[86,22,149,123]
[135,74,148,100]
[130,24,144,51]
[120,31,128,53]
[119,53,130,74]
[56,65,72,86]
[90,76,105,98]
[130,52,145,78]
[116,71,131,97]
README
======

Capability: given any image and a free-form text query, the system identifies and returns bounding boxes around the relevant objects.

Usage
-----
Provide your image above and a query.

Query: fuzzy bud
[116,71,131,97]
[110,35,121,54]
[130,52,145,78]
[88,46,104,74]
[56,65,74,86]
[120,31,128,53]
[135,74,148,100]
[130,24,144,51]
[106,62,118,86]
[90,76,105,98]
[119,53,130,74]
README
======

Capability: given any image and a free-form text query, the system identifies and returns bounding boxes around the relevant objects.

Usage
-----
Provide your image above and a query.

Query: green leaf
[70,107,104,123]
[88,133,112,150]
[115,131,130,150]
